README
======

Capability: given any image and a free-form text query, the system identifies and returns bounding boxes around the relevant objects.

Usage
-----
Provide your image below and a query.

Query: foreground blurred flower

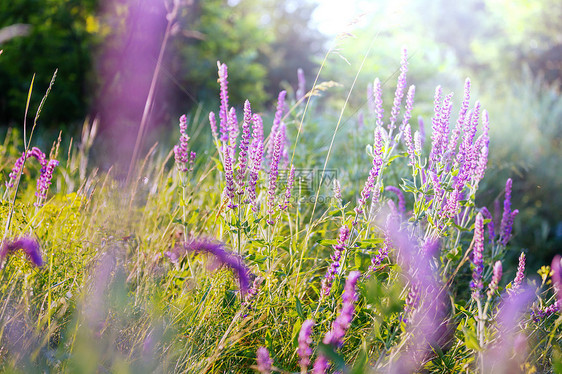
[0,236,43,268]
[256,346,272,374]
[165,238,251,295]
[298,319,314,373]
[314,271,360,373]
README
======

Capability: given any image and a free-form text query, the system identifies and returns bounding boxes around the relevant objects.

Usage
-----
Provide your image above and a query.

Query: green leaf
[295,296,304,320]
[462,326,480,351]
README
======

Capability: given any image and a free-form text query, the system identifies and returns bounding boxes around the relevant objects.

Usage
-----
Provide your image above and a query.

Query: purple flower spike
[6,147,47,188]
[280,164,295,210]
[173,115,191,171]
[389,48,408,132]
[510,252,526,294]
[315,271,361,373]
[403,124,415,165]
[266,129,284,224]
[369,242,389,273]
[500,178,514,245]
[373,78,384,128]
[236,100,253,194]
[217,62,230,143]
[418,116,426,147]
[0,237,43,268]
[167,238,251,295]
[267,90,287,160]
[35,159,59,203]
[471,213,485,300]
[480,206,495,244]
[385,186,406,214]
[298,319,315,372]
[247,140,264,211]
[400,85,415,132]
[222,149,237,209]
[487,261,502,297]
[355,127,384,216]
[256,346,272,374]
[296,68,306,101]
[209,112,218,139]
[321,225,350,297]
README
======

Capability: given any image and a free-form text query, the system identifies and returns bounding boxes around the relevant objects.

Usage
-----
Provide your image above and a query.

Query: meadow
[0,46,561,374]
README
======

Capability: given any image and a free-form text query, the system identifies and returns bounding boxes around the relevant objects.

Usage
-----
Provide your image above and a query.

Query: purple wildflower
[222,149,237,209]
[532,301,560,321]
[247,140,264,211]
[236,100,252,194]
[321,225,350,297]
[429,171,444,209]
[35,159,59,203]
[256,347,272,374]
[227,107,238,160]
[418,116,425,147]
[298,319,314,372]
[510,252,526,293]
[414,130,422,156]
[315,271,361,372]
[0,237,43,268]
[471,213,485,300]
[333,180,342,201]
[499,178,515,245]
[389,49,408,132]
[209,112,218,139]
[267,91,287,160]
[358,111,364,131]
[296,68,306,101]
[355,127,384,216]
[173,114,191,171]
[400,85,415,133]
[368,242,389,273]
[373,78,384,128]
[487,261,502,297]
[280,164,295,210]
[6,147,47,188]
[447,78,471,159]
[480,206,495,244]
[166,238,251,295]
[429,86,443,168]
[243,276,264,308]
[266,129,284,224]
[385,186,405,214]
[403,124,416,166]
[217,62,229,143]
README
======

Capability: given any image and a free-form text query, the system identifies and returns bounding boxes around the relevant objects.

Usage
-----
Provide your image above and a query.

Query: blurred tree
[0,0,99,131]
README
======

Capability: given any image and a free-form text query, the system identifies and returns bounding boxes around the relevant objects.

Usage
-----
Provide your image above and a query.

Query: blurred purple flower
[296,68,306,101]
[0,236,43,268]
[298,319,315,372]
[552,255,562,304]
[480,206,495,244]
[209,112,218,139]
[166,238,251,295]
[217,61,230,143]
[374,78,384,128]
[256,346,272,374]
[315,271,361,372]
[447,78,471,159]
[499,178,515,245]
[267,91,287,161]
[385,186,405,214]
[400,85,415,133]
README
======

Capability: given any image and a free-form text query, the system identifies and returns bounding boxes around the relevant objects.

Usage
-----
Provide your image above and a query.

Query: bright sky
[311,0,378,35]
